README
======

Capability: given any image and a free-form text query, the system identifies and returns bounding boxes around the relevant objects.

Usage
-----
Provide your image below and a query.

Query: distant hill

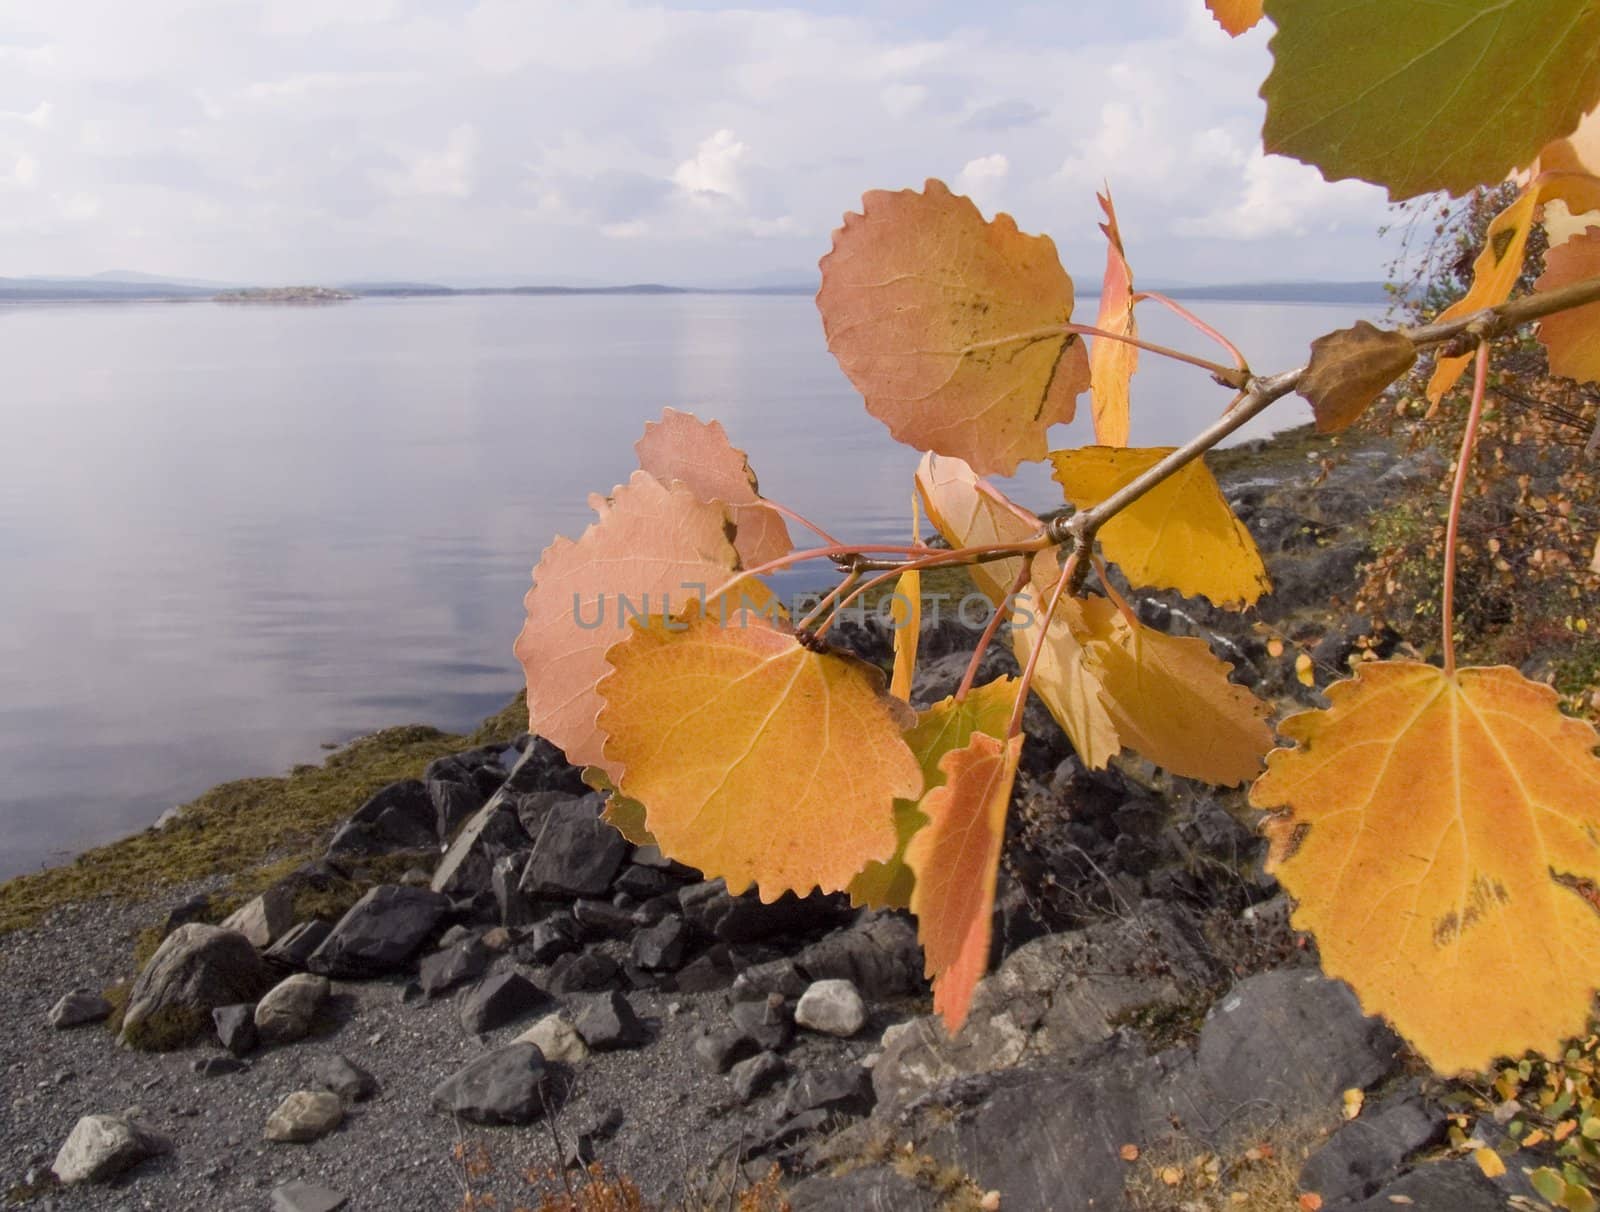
[0,276,217,301]
[1145,280,1391,305]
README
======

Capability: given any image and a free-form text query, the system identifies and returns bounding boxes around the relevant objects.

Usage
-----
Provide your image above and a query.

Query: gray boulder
[307,885,449,978]
[220,885,296,949]
[49,988,112,1029]
[52,1111,173,1184]
[430,1042,555,1125]
[254,973,330,1044]
[518,793,628,898]
[120,924,273,1050]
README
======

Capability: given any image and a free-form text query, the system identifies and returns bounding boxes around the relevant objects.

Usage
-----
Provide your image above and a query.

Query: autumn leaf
[1204,0,1262,36]
[634,407,792,568]
[515,471,767,778]
[1079,597,1274,786]
[817,179,1090,477]
[915,453,1039,607]
[1298,321,1417,432]
[1535,226,1600,385]
[597,601,922,901]
[1010,591,1122,770]
[1472,1147,1506,1179]
[906,729,1024,1029]
[849,677,1019,910]
[1250,661,1600,1074]
[890,569,922,702]
[1089,189,1137,447]
[1049,446,1270,607]
[1260,0,1600,201]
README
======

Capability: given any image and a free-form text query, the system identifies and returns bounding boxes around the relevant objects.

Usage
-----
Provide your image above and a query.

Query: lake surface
[0,293,1377,877]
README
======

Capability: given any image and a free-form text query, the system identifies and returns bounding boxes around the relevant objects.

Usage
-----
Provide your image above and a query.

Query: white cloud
[673,129,747,203]
[2,154,39,190]
[1,101,53,128]
[379,125,479,200]
[957,152,1008,213]
[1179,149,1388,240]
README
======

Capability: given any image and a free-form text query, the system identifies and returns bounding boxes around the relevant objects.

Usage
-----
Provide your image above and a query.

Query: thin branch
[1132,290,1250,370]
[764,501,844,547]
[1442,340,1491,678]
[1401,271,1600,353]
[1008,550,1080,739]
[953,321,1247,387]
[955,563,1033,702]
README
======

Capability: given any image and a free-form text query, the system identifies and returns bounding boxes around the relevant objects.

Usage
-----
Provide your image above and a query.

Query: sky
[0,0,1398,287]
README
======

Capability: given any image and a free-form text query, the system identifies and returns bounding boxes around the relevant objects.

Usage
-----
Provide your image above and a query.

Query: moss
[0,694,528,936]
[100,979,131,1036]
[1110,988,1223,1051]
[120,1002,210,1052]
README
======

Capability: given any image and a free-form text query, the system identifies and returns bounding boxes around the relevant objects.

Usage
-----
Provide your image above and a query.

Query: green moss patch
[0,693,527,936]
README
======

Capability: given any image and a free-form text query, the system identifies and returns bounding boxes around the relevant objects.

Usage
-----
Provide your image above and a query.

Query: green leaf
[1261,0,1600,200]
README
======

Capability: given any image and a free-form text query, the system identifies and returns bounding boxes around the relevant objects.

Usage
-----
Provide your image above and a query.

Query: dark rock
[730,958,808,1003]
[492,852,537,929]
[545,951,620,994]
[163,892,213,934]
[460,971,548,1034]
[630,845,699,880]
[419,938,490,997]
[630,895,678,927]
[749,1108,831,1159]
[425,745,508,801]
[694,1027,759,1074]
[49,989,112,1029]
[432,800,532,897]
[1301,1089,1444,1205]
[731,998,793,1051]
[120,923,274,1050]
[325,779,439,857]
[614,864,673,900]
[512,789,578,837]
[429,777,487,840]
[308,885,450,978]
[193,1055,248,1077]
[730,1051,787,1103]
[1341,1159,1517,1211]
[573,990,649,1050]
[631,915,688,970]
[786,1167,939,1212]
[671,952,734,993]
[680,880,850,944]
[783,1066,874,1119]
[502,737,586,796]
[212,1004,258,1056]
[563,1107,624,1169]
[572,897,636,939]
[264,920,332,970]
[519,794,629,898]
[429,1042,555,1125]
[309,1053,378,1103]
[516,915,581,965]
[795,912,924,1000]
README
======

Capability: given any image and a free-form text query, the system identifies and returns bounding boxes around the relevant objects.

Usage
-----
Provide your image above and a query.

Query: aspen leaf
[634,407,793,568]
[1010,592,1122,770]
[1049,447,1270,607]
[1473,1147,1506,1179]
[1260,0,1600,201]
[597,602,922,901]
[1089,189,1137,448]
[817,179,1090,477]
[915,453,1039,607]
[1204,0,1262,36]
[890,569,921,702]
[1079,598,1274,787]
[1298,322,1417,432]
[906,729,1024,1029]
[850,677,1019,910]
[515,471,767,778]
[1535,226,1600,385]
[1250,661,1600,1074]
[1119,1144,1140,1162]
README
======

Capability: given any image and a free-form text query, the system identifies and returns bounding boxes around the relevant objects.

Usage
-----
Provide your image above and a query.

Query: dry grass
[1123,1115,1338,1211]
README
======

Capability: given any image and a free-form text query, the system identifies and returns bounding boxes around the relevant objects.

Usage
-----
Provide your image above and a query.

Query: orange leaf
[1010,591,1122,769]
[1119,1144,1140,1162]
[1205,0,1262,37]
[1298,321,1418,433]
[1050,446,1270,607]
[1535,226,1600,385]
[1249,661,1600,1074]
[890,569,922,702]
[597,602,922,901]
[818,179,1089,476]
[915,453,1040,607]
[1089,189,1137,448]
[906,730,1024,1029]
[1297,1195,1323,1212]
[514,471,760,777]
[849,677,1020,911]
[634,407,792,568]
[1079,598,1274,787]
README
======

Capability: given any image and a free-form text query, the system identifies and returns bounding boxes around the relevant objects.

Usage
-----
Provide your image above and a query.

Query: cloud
[673,129,747,203]
[957,152,1008,213]
[1179,148,1388,240]
[378,125,479,200]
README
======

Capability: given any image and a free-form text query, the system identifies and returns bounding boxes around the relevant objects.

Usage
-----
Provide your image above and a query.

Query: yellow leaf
[1249,661,1600,1074]
[1535,225,1600,385]
[1079,598,1275,787]
[1089,189,1137,448]
[915,453,1040,608]
[1342,1087,1365,1120]
[906,730,1024,1030]
[1204,0,1262,36]
[1049,447,1270,608]
[1472,1147,1506,1179]
[514,471,760,778]
[1296,652,1315,687]
[1161,1166,1183,1187]
[817,179,1090,476]
[890,568,922,702]
[1268,638,1286,659]
[1010,593,1122,770]
[848,678,1020,911]
[597,602,923,900]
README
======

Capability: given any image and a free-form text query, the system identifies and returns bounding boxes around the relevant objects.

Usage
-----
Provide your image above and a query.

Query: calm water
[0,293,1376,876]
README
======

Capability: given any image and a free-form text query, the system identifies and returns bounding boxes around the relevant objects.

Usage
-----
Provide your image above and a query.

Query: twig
[1442,340,1491,677]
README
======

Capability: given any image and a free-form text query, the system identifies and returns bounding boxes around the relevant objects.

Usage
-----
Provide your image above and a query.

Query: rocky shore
[0,430,1542,1211]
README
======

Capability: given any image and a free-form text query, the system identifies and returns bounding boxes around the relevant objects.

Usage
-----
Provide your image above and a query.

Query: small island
[213,285,355,303]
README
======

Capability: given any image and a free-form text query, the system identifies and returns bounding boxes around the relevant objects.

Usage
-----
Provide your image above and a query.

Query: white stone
[264,1090,344,1143]
[514,1013,589,1064]
[52,1113,172,1184]
[222,885,296,949]
[795,978,867,1037]
[254,973,330,1044]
